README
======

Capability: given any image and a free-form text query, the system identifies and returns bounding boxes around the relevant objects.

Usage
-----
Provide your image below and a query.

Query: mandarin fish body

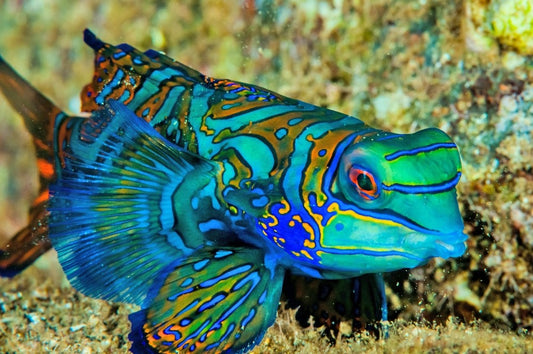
[0,30,467,353]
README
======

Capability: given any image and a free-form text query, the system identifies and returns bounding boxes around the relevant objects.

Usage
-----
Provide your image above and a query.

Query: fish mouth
[403,230,468,260]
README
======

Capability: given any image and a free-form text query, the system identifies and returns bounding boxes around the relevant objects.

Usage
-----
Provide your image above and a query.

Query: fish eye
[348,165,380,200]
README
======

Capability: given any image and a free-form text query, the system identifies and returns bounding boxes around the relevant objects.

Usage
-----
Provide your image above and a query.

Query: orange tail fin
[0,55,66,276]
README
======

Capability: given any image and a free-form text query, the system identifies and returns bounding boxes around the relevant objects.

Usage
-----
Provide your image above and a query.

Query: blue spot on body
[241,308,256,328]
[113,51,127,60]
[168,288,193,301]
[222,102,241,110]
[198,219,227,233]
[335,223,344,231]
[214,250,233,258]
[318,149,327,157]
[205,343,219,351]
[198,293,226,312]
[95,69,124,105]
[180,318,192,327]
[191,197,199,210]
[193,259,209,271]
[288,118,302,126]
[141,107,150,117]
[180,277,194,287]
[230,86,246,94]
[251,196,269,208]
[163,325,182,341]
[176,299,200,317]
[119,89,130,101]
[199,265,252,288]
[217,322,235,344]
[258,290,267,305]
[275,128,288,140]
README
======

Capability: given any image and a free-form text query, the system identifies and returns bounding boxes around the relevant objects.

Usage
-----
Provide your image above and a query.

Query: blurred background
[0,0,531,351]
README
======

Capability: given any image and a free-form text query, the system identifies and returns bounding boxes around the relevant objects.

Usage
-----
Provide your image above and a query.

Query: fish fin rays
[49,100,220,305]
[80,29,205,115]
[128,247,285,354]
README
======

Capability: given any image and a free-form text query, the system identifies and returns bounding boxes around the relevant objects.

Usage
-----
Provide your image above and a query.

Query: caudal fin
[0,55,66,276]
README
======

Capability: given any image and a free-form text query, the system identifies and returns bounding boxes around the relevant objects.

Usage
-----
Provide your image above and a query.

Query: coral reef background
[0,0,531,352]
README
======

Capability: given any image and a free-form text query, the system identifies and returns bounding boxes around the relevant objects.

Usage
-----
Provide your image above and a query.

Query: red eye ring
[348,166,379,200]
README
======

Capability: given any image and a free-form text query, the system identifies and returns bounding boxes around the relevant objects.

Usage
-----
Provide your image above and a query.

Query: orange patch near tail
[32,190,49,207]
[37,158,55,180]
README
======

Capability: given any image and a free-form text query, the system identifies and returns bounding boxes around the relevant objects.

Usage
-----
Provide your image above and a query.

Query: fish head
[315,127,467,274]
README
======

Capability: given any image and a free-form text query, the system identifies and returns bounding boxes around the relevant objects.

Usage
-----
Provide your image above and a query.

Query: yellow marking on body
[267,215,279,227]
[277,200,291,215]
[326,202,400,227]
[303,239,316,248]
[314,192,327,208]
[300,250,313,260]
[273,237,285,249]
[301,222,315,241]
[291,251,300,257]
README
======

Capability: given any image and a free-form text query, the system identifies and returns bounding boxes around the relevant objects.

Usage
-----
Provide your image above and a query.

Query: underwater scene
[0,0,531,352]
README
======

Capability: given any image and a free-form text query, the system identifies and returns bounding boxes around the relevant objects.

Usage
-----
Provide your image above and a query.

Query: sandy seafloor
[0,0,532,352]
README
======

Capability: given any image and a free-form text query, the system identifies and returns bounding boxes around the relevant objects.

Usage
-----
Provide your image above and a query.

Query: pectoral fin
[49,100,220,306]
[129,247,285,353]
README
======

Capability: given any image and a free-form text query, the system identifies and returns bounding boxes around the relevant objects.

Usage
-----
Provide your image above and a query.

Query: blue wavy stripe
[385,142,457,161]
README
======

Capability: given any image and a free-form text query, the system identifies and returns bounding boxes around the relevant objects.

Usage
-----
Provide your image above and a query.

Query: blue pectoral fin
[129,247,285,354]
[49,100,220,306]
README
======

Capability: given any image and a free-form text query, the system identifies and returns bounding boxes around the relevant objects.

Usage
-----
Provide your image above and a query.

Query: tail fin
[0,55,66,276]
